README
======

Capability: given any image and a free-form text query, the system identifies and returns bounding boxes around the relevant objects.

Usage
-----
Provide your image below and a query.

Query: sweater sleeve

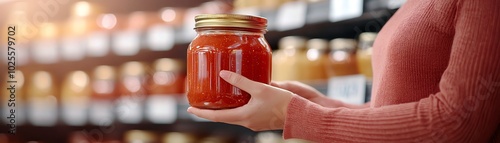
[283,0,500,142]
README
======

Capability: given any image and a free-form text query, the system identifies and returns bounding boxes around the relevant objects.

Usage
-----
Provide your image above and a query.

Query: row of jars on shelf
[273,32,376,82]
[0,130,311,143]
[273,32,377,104]
[2,58,190,127]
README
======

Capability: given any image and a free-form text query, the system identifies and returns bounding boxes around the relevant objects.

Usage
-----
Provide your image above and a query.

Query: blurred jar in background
[255,132,284,143]
[304,38,329,83]
[161,132,196,143]
[27,71,58,126]
[124,130,158,143]
[60,17,91,61]
[111,12,147,56]
[326,38,359,76]
[86,13,117,57]
[116,62,149,124]
[2,70,26,125]
[146,58,185,124]
[272,36,308,81]
[61,71,91,126]
[356,32,377,102]
[356,32,376,80]
[90,65,118,126]
[31,23,60,64]
[145,8,185,51]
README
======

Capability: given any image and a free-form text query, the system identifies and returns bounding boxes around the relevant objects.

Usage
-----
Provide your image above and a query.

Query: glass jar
[356,32,377,80]
[89,65,118,126]
[272,36,308,81]
[187,14,271,109]
[304,38,329,82]
[61,71,91,126]
[327,38,359,77]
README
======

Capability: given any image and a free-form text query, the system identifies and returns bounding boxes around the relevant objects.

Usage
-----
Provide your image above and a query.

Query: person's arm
[271,81,370,109]
[284,0,500,142]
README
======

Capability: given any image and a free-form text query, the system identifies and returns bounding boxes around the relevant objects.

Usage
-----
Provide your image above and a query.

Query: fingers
[219,70,266,95]
[187,107,247,123]
[270,81,323,99]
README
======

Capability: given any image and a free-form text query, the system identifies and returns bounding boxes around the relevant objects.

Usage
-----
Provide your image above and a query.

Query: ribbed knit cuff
[283,96,327,141]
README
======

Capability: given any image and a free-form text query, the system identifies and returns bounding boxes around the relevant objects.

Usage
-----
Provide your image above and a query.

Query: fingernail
[219,70,231,79]
[187,107,193,113]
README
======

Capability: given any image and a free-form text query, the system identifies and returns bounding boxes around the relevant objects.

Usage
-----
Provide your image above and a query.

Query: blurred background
[0,0,405,142]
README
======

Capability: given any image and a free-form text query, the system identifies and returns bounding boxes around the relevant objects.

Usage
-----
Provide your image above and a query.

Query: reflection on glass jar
[187,14,271,109]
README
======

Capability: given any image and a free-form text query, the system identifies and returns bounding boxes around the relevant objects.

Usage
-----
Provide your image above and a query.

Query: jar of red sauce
[187,14,271,109]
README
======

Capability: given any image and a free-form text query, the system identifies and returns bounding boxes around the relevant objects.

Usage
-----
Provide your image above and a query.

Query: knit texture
[283,0,500,142]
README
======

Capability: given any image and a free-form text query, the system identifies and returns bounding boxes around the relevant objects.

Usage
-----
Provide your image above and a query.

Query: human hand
[187,70,295,131]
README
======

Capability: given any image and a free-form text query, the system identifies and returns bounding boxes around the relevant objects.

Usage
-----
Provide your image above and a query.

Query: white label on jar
[62,100,88,126]
[115,95,144,124]
[329,0,363,22]
[276,1,307,31]
[86,31,110,57]
[327,74,366,105]
[32,40,59,64]
[61,37,85,61]
[145,94,177,124]
[28,96,58,126]
[89,100,114,126]
[146,25,174,51]
[112,30,141,56]
[3,101,26,125]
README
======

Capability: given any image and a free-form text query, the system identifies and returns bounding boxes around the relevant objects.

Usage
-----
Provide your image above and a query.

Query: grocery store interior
[0,0,406,142]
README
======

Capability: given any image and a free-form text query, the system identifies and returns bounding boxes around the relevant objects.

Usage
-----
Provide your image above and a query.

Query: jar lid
[124,130,158,143]
[279,36,307,50]
[161,132,196,143]
[307,39,328,50]
[330,38,357,51]
[194,14,267,30]
[121,61,148,77]
[93,65,117,80]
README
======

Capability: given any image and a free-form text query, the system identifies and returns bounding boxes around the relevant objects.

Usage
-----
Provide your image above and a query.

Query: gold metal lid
[307,39,328,50]
[330,38,357,51]
[195,14,267,30]
[279,36,307,50]
[153,58,185,72]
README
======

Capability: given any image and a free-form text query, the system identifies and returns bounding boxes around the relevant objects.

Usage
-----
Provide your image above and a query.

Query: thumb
[219,70,266,95]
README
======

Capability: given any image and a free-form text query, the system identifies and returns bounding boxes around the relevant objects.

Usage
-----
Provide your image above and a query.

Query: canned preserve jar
[187,14,271,109]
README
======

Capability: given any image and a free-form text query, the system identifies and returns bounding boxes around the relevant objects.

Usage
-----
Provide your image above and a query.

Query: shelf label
[28,96,58,126]
[32,40,59,64]
[146,94,177,124]
[276,1,307,31]
[61,37,85,61]
[146,25,175,51]
[86,31,110,57]
[327,74,366,105]
[329,0,363,22]
[112,30,141,56]
[89,100,114,126]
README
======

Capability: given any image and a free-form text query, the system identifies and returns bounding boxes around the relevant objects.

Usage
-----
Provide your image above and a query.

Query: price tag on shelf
[276,1,307,31]
[32,40,59,64]
[146,25,175,51]
[86,31,110,57]
[146,94,177,124]
[112,30,141,56]
[327,74,366,105]
[329,0,363,22]
[61,37,85,61]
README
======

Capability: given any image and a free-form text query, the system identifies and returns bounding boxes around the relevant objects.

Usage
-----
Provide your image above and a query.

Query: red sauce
[187,31,271,109]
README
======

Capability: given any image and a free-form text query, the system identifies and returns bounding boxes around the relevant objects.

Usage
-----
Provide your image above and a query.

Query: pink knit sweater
[283,0,500,142]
